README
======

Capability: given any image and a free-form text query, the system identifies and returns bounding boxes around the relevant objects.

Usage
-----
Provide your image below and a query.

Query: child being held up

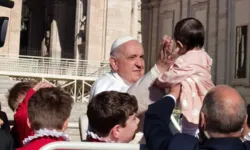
[155,17,214,136]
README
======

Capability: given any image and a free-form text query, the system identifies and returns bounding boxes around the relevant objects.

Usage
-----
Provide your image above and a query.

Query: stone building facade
[1,0,250,100]
[0,0,142,60]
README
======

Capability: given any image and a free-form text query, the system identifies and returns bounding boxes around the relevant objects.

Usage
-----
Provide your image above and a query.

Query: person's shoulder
[168,134,198,149]
[168,133,198,149]
[0,129,10,136]
[0,111,6,117]
[244,141,250,150]
[0,129,15,150]
[93,72,116,85]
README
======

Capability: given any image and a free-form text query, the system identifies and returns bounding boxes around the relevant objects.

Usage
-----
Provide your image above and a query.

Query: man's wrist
[163,94,176,103]
[150,64,161,79]
[156,63,167,74]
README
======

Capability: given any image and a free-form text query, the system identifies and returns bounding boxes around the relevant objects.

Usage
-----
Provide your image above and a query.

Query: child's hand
[33,81,52,91]
[162,35,174,56]
[157,35,176,73]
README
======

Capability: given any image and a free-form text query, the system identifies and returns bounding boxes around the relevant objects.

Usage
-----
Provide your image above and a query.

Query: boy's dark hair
[174,17,205,50]
[7,81,36,111]
[28,87,73,130]
[87,91,138,137]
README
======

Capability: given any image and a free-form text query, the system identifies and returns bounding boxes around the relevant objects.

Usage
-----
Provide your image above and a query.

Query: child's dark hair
[174,17,205,50]
[87,91,138,137]
[7,81,36,111]
[28,87,73,130]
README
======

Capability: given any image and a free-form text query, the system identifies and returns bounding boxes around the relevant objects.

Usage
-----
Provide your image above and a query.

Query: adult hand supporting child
[169,84,181,102]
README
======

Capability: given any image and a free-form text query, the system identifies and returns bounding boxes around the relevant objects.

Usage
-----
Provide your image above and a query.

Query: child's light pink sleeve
[155,57,196,87]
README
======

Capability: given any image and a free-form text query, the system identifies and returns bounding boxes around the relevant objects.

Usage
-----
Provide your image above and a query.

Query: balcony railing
[0,54,110,79]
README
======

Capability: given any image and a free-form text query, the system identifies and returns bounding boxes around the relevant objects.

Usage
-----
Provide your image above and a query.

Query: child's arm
[15,81,52,118]
[13,88,35,147]
[13,82,52,146]
[155,57,196,88]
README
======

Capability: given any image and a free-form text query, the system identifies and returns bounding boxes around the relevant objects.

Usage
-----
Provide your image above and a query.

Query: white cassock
[88,65,174,144]
[89,72,131,100]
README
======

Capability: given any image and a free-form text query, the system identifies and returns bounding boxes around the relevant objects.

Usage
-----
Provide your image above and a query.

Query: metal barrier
[40,142,148,150]
[0,54,110,102]
[0,54,110,79]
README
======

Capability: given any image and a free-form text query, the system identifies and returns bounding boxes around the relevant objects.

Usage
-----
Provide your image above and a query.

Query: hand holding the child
[33,81,52,91]
[156,35,177,73]
[169,84,181,101]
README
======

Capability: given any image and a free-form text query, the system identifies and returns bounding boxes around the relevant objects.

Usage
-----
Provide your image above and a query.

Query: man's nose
[135,58,144,68]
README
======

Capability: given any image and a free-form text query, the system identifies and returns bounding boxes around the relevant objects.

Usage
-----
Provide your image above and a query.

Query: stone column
[141,2,151,71]
[215,0,230,84]
[75,0,87,60]
[104,0,132,60]
[27,0,45,56]
[74,0,80,60]
[85,0,107,61]
[207,0,218,82]
[181,0,189,19]
[49,0,66,58]
[131,0,139,37]
[148,1,161,68]
[0,0,23,56]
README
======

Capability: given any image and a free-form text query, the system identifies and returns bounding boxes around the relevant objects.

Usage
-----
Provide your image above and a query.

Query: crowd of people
[0,17,250,150]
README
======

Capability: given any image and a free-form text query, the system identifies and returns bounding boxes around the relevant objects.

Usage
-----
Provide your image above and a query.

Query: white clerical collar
[111,72,133,86]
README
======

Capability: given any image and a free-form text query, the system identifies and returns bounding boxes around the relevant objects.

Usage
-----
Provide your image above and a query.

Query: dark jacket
[144,96,250,150]
[0,110,10,132]
[0,129,15,150]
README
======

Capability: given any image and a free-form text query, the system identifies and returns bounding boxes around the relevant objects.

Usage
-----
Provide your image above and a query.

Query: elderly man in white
[90,36,146,98]
[82,36,180,143]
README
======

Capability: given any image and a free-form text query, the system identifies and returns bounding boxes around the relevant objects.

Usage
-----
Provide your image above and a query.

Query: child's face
[117,113,139,143]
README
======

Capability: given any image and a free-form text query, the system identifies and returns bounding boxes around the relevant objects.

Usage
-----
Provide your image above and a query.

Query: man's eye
[128,56,136,59]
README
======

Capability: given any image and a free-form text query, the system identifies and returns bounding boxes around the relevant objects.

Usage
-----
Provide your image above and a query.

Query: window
[235,25,248,79]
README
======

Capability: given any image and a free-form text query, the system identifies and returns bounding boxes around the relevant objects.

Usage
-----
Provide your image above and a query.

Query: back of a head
[28,87,74,131]
[201,85,246,134]
[7,81,36,111]
[174,17,205,50]
[87,91,138,137]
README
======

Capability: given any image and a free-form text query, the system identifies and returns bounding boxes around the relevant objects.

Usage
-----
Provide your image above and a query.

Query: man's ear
[176,41,184,49]
[110,124,121,140]
[62,118,69,131]
[244,115,248,127]
[199,112,206,130]
[109,57,118,71]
